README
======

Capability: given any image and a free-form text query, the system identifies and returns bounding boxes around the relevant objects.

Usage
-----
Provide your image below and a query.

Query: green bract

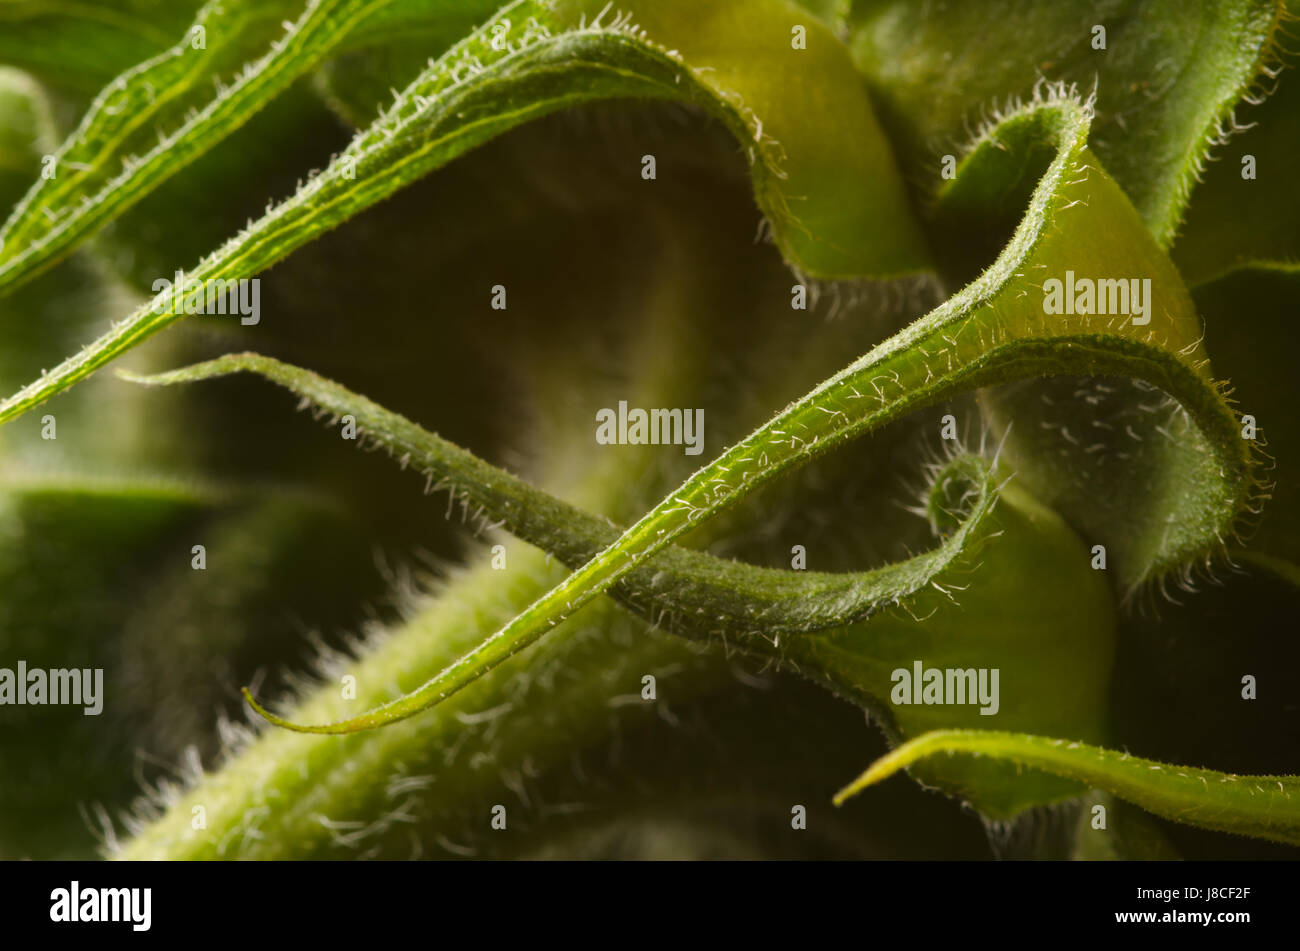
[0,0,1296,860]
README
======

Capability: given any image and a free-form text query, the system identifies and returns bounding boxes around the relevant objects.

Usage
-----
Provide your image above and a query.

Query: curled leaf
[835,729,1300,846]
[224,90,1258,736]
[126,353,1119,815]
[0,0,925,426]
[119,353,1001,641]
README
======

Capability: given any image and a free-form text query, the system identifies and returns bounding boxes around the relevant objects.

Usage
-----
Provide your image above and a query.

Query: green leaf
[1069,791,1183,860]
[123,349,1125,814]
[1193,264,1300,570]
[845,2,1287,593]
[0,0,388,294]
[114,542,729,859]
[936,95,1262,590]
[1174,26,1300,578]
[221,92,1255,736]
[846,0,1285,245]
[119,353,1000,640]
[1173,2,1300,285]
[0,0,204,94]
[786,466,1116,816]
[5,0,1291,861]
[94,81,350,294]
[1109,562,1300,800]
[311,0,511,127]
[0,477,387,857]
[0,0,927,426]
[835,729,1300,846]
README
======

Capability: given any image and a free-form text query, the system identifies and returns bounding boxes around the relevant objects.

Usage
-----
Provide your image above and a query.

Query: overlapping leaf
[0,0,929,427]
[233,93,1251,737]
[1,0,1293,859]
